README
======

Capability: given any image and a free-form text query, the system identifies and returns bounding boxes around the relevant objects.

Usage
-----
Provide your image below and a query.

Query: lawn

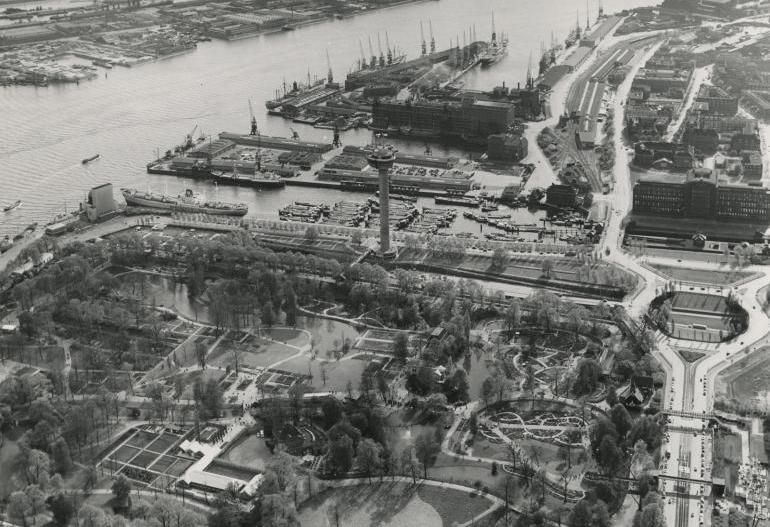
[279,356,368,393]
[650,264,751,286]
[211,342,299,370]
[714,431,742,494]
[264,327,310,348]
[298,482,493,527]
[718,348,770,405]
[219,433,272,471]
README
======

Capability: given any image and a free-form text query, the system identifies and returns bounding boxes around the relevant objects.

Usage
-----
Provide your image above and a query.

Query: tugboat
[82,154,100,164]
[3,200,21,212]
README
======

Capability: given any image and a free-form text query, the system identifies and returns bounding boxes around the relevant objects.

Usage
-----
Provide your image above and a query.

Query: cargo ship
[265,77,326,110]
[480,34,508,67]
[434,195,481,207]
[211,167,286,189]
[3,200,21,212]
[121,188,249,216]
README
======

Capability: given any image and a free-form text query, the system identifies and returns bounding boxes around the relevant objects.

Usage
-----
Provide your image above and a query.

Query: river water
[0,0,657,237]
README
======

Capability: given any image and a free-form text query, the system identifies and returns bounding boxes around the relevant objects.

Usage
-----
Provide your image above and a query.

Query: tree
[597,435,623,475]
[327,435,354,476]
[111,474,132,511]
[24,449,50,486]
[504,300,521,338]
[541,258,554,279]
[481,376,496,409]
[491,247,509,270]
[7,491,32,527]
[469,412,478,435]
[568,499,592,527]
[633,492,666,527]
[414,429,440,478]
[305,226,320,242]
[572,358,601,396]
[285,286,298,327]
[261,301,275,327]
[628,416,664,452]
[610,403,633,440]
[52,438,73,475]
[48,493,75,527]
[443,369,469,404]
[351,230,363,246]
[356,438,382,483]
[393,333,409,363]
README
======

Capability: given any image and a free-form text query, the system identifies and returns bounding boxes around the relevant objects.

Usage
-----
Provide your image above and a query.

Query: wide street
[592,27,770,526]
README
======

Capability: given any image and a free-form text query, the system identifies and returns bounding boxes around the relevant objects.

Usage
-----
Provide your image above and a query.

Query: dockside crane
[429,20,436,54]
[491,11,497,45]
[248,99,258,136]
[368,36,377,68]
[359,38,367,69]
[420,22,427,55]
[176,124,198,151]
[377,33,385,67]
[290,127,300,141]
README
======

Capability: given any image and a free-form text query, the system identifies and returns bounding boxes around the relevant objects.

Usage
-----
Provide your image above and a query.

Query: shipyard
[8,1,770,527]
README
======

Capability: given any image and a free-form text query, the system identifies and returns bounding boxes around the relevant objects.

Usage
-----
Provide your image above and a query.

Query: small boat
[82,154,100,164]
[3,200,21,212]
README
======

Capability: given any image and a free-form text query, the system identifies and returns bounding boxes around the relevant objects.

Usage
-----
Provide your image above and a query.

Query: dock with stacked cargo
[276,196,458,234]
[318,146,475,193]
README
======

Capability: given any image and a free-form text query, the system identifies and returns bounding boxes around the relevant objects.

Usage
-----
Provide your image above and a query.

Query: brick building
[633,167,770,223]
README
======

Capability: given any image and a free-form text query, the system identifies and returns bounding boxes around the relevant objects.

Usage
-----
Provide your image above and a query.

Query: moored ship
[122,188,248,216]
[211,167,286,189]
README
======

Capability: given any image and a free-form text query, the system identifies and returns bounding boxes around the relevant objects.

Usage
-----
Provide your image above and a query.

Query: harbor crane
[290,127,300,141]
[385,31,393,64]
[248,99,258,136]
[420,22,427,55]
[184,124,198,149]
[326,50,333,84]
[368,36,377,68]
[429,20,436,54]
[358,39,367,69]
[377,33,385,67]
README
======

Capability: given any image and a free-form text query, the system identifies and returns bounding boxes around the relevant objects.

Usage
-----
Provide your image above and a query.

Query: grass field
[714,431,742,494]
[650,265,751,286]
[719,348,770,403]
[671,292,728,315]
[279,356,368,392]
[298,482,493,527]
[219,434,272,471]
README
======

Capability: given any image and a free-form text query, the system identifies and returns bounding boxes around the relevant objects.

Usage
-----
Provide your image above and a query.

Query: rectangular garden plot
[132,451,160,469]
[127,430,158,449]
[109,445,140,463]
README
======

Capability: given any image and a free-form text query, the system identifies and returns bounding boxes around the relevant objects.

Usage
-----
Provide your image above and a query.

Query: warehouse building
[632,167,770,223]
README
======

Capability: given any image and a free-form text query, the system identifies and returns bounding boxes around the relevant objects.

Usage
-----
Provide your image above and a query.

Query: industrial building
[487,133,528,162]
[81,183,117,222]
[633,142,696,170]
[317,157,474,193]
[632,168,770,223]
[371,96,516,143]
[546,184,578,208]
